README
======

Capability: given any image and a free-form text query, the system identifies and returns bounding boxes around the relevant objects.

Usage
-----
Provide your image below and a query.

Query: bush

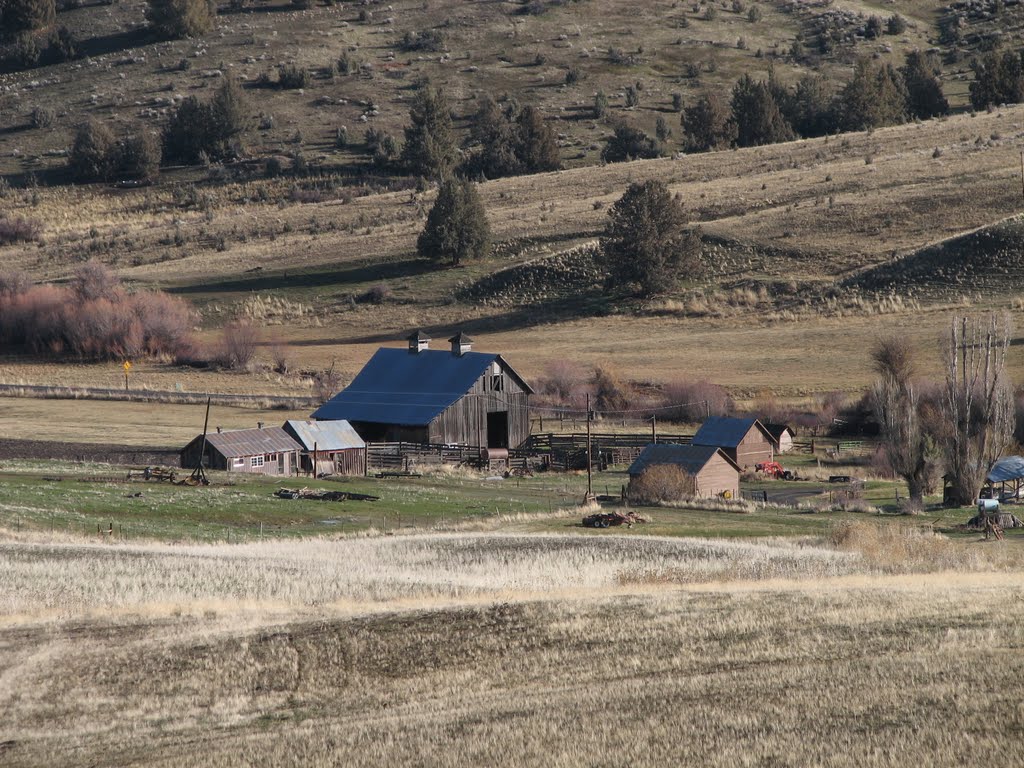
[400,29,444,52]
[886,14,906,35]
[539,359,588,407]
[358,283,392,304]
[30,105,54,128]
[628,464,695,504]
[0,271,195,361]
[661,379,733,422]
[313,363,343,403]
[146,0,216,40]
[601,123,662,163]
[71,260,121,302]
[0,217,42,244]
[69,120,116,183]
[268,336,292,374]
[0,270,31,296]
[276,63,310,89]
[0,0,56,33]
[216,320,259,370]
[593,365,630,412]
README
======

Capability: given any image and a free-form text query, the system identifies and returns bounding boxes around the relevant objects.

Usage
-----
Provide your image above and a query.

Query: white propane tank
[977,498,1000,513]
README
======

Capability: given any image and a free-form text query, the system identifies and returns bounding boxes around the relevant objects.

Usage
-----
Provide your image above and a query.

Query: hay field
[0,398,308,446]
[1,530,1022,767]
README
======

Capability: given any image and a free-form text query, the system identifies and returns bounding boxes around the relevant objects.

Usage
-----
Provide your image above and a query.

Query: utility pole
[705,399,710,419]
[585,393,594,502]
[651,414,657,445]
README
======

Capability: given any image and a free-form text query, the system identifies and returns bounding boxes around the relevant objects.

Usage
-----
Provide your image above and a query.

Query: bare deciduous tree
[871,336,932,506]
[941,314,1015,506]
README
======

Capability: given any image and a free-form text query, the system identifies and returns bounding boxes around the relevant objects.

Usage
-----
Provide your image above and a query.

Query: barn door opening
[486,411,509,449]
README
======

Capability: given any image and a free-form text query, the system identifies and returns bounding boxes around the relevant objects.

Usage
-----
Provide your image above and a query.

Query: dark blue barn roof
[312,348,531,426]
[692,416,772,448]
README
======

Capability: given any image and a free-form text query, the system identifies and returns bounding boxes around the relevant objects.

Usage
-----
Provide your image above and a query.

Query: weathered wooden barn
[180,425,300,475]
[764,423,795,454]
[283,419,366,476]
[692,416,774,469]
[312,331,533,449]
[628,444,740,499]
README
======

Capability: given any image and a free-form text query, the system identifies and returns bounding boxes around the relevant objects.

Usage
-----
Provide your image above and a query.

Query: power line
[321,389,710,418]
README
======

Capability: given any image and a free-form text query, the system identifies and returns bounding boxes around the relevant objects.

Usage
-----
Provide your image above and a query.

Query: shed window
[250,455,265,468]
[232,458,245,468]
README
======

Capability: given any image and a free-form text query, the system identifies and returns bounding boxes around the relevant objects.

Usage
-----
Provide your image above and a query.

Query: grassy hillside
[2,0,1024,401]
[0,0,950,179]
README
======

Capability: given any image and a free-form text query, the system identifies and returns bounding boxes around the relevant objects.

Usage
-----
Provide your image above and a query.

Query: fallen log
[275,487,379,502]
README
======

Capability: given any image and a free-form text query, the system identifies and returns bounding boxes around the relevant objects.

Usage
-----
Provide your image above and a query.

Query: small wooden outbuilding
[764,423,796,454]
[628,444,741,499]
[180,425,301,475]
[692,416,775,469]
[283,419,366,476]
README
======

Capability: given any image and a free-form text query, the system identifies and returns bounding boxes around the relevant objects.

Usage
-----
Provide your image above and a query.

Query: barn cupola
[449,331,473,357]
[407,329,431,354]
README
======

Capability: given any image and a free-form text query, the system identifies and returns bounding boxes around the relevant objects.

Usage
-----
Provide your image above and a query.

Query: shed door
[487,411,509,449]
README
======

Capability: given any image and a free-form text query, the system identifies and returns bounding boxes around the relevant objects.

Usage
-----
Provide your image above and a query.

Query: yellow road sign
[123,361,132,372]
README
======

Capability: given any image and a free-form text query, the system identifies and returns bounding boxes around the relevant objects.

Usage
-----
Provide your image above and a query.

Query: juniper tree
[682,92,736,151]
[145,0,216,40]
[902,50,949,120]
[69,120,117,183]
[730,74,794,147]
[0,0,55,33]
[836,58,908,131]
[601,123,662,162]
[969,48,1024,109]
[401,85,457,180]
[417,178,491,267]
[599,180,701,297]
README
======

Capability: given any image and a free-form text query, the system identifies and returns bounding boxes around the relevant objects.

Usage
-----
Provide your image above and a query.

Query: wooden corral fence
[365,442,533,474]
[522,432,693,470]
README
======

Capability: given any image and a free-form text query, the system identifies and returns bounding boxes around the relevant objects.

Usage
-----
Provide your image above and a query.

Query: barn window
[250,455,265,468]
[491,374,505,392]
[232,458,244,468]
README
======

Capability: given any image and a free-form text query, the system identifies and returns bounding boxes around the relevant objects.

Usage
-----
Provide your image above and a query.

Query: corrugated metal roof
[204,426,301,458]
[692,417,770,449]
[628,444,738,476]
[284,419,365,451]
[988,456,1024,483]
[311,347,533,425]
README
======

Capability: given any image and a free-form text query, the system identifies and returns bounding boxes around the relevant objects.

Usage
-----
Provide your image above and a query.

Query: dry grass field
[3,105,1024,402]
[1,529,1022,767]
[0,397,307,445]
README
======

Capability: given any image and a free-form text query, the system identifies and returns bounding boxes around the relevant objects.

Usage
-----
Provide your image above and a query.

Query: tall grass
[0,533,863,618]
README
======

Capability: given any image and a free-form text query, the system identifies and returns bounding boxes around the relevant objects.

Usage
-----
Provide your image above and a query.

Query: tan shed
[692,416,775,469]
[765,423,796,454]
[628,444,741,500]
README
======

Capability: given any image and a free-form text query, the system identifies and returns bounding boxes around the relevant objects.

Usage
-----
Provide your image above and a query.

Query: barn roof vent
[449,331,473,357]
[407,329,431,353]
